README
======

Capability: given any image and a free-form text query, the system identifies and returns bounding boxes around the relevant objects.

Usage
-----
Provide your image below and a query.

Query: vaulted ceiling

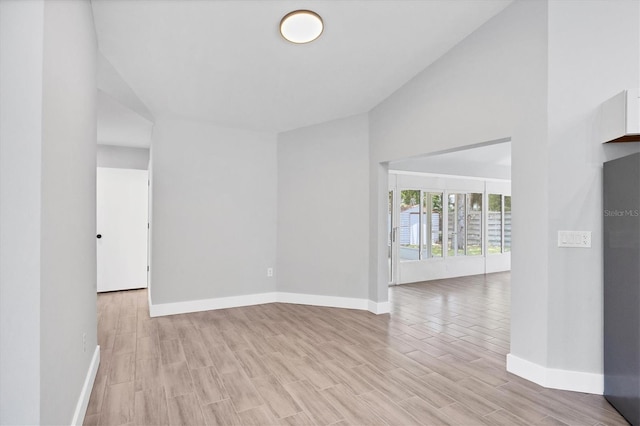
[92,0,512,135]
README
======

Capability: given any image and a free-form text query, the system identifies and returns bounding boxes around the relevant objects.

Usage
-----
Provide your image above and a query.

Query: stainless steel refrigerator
[604,152,640,425]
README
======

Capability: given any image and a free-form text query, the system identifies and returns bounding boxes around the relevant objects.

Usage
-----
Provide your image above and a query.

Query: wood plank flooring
[84,272,627,425]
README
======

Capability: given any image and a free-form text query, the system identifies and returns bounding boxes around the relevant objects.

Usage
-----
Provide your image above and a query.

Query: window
[399,190,420,261]
[422,192,443,258]
[466,193,482,256]
[399,190,443,261]
[488,194,502,254]
[448,193,466,256]
[448,193,482,256]
[504,195,511,252]
[397,188,509,261]
[430,193,444,258]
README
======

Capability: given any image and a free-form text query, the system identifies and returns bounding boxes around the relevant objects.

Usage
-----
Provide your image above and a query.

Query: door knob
[96,234,102,239]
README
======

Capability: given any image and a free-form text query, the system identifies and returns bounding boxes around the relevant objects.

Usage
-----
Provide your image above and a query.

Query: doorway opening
[387,139,511,285]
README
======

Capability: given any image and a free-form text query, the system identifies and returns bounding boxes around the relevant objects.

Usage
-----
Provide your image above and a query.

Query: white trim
[150,292,278,317]
[369,300,391,314]
[278,292,368,310]
[506,353,603,395]
[149,292,388,317]
[71,345,100,426]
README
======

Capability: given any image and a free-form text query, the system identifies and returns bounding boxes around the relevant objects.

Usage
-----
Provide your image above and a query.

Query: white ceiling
[97,90,154,148]
[91,0,512,133]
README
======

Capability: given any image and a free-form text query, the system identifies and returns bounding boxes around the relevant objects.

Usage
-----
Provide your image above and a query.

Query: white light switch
[558,231,592,248]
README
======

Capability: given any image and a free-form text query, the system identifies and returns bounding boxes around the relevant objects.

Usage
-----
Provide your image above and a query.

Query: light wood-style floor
[84,272,627,425]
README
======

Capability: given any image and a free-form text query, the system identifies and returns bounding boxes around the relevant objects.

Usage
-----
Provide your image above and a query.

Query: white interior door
[97,167,149,292]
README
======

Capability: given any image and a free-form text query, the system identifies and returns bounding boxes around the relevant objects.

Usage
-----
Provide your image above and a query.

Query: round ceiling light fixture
[280,10,323,44]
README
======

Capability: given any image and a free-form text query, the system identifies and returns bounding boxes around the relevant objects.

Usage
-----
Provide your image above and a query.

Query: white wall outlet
[82,332,87,353]
[267,267,274,277]
[558,230,592,248]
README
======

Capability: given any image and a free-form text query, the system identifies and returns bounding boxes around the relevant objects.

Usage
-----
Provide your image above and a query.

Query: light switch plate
[558,230,592,248]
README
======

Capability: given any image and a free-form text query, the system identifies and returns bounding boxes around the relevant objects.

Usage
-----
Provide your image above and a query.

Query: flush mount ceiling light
[280,10,323,44]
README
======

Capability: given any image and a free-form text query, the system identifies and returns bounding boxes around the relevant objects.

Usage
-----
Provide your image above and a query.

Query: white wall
[40,1,98,423]
[545,1,640,374]
[277,114,370,299]
[0,1,45,423]
[149,118,277,304]
[0,1,98,424]
[371,0,550,367]
[97,144,150,170]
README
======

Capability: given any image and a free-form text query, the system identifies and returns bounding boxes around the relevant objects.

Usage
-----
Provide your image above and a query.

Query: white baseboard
[369,300,391,314]
[150,292,278,317]
[506,353,603,395]
[149,292,389,317]
[71,345,100,426]
[278,292,370,311]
